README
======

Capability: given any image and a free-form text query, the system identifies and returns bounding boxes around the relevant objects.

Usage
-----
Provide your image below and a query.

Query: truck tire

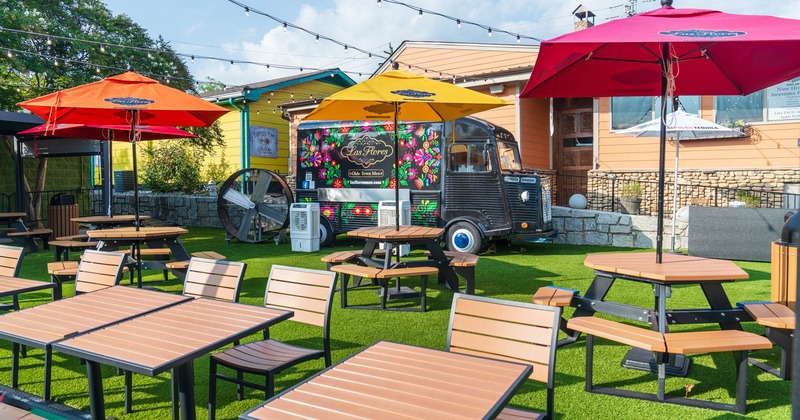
[447,222,483,254]
[319,217,335,247]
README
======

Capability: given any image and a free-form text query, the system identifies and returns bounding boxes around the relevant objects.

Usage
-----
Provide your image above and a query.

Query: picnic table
[71,215,151,230]
[0,276,55,311]
[240,340,532,420]
[53,298,293,420]
[0,212,27,232]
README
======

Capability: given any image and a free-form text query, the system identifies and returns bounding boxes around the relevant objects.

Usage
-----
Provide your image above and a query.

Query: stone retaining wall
[552,206,688,250]
[93,190,221,227]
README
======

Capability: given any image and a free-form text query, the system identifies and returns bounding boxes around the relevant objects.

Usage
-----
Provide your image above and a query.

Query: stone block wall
[552,206,688,250]
[94,191,221,227]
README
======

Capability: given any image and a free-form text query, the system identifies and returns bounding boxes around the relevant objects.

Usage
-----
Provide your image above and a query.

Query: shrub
[204,152,231,187]
[735,190,761,207]
[140,141,204,193]
[621,181,642,199]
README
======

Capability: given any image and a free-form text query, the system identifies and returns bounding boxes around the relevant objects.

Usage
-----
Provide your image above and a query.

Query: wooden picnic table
[564,251,751,375]
[72,215,151,230]
[53,298,293,420]
[240,340,532,420]
[347,226,462,293]
[0,286,191,400]
[0,212,27,232]
[87,226,190,285]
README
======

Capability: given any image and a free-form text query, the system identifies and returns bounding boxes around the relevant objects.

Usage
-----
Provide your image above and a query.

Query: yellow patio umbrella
[304,68,511,228]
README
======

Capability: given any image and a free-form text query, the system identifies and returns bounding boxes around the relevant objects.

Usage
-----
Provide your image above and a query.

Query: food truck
[295,117,555,253]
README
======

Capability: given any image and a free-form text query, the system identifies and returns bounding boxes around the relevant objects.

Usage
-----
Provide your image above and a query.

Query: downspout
[227,99,246,171]
[243,101,251,168]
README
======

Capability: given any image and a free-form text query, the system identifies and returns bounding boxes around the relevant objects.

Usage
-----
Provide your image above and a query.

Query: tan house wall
[392,44,535,78]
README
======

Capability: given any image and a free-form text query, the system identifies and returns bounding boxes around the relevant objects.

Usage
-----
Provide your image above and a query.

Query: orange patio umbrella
[17,71,229,228]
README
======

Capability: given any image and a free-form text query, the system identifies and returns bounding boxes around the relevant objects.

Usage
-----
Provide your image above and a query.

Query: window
[714,91,763,125]
[496,141,522,171]
[448,143,489,173]
[611,96,700,130]
[715,77,800,124]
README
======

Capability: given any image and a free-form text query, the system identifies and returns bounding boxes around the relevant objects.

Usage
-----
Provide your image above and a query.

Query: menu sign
[766,78,800,121]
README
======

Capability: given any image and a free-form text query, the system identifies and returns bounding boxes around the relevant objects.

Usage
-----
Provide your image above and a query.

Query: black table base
[621,348,690,377]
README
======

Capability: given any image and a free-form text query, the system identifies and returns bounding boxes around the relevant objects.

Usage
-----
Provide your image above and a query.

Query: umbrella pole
[129,111,141,232]
[108,134,114,217]
[655,44,669,264]
[394,103,400,231]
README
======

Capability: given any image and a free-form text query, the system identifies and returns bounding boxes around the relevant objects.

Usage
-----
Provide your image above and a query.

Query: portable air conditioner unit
[290,202,320,252]
[377,200,411,256]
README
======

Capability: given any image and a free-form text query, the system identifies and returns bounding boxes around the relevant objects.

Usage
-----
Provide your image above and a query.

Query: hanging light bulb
[516,34,521,43]
[266,64,270,71]
[96,67,100,73]
[488,28,492,37]
[54,58,59,66]
[147,52,153,59]
[283,22,287,32]
[46,37,52,45]
[268,98,271,104]
[6,50,12,58]
[456,19,461,28]
[100,44,105,53]
[330,71,334,77]
[190,55,195,62]
[368,53,372,60]
[344,44,348,51]
[230,60,234,67]
[418,9,423,19]
[377,0,381,6]
[315,35,319,43]
[244,6,249,16]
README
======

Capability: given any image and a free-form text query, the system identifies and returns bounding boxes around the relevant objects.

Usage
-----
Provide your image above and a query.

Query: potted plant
[618,181,642,215]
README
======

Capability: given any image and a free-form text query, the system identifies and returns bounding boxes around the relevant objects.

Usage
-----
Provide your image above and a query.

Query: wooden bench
[531,286,578,307]
[331,264,435,311]
[165,251,227,271]
[566,316,772,414]
[7,228,52,253]
[424,250,478,294]
[120,247,173,281]
[49,239,98,261]
[320,250,362,269]
[738,301,796,379]
[54,233,89,241]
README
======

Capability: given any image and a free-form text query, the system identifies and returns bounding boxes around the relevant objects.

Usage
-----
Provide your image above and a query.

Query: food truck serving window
[496,141,522,171]
[448,143,490,173]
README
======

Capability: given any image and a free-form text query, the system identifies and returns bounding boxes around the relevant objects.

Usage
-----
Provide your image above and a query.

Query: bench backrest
[447,294,561,418]
[771,242,797,311]
[0,244,24,277]
[182,257,246,302]
[265,265,337,330]
[75,250,126,294]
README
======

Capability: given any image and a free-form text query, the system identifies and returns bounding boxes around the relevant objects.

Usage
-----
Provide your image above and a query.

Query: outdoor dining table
[72,215,151,230]
[347,225,460,293]
[52,298,293,420]
[565,251,751,374]
[240,340,532,420]
[0,276,55,311]
[0,212,27,232]
[86,226,190,285]
[0,286,191,400]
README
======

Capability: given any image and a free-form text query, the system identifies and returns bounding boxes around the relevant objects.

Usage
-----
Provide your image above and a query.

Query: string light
[46,37,52,45]
[244,6,249,16]
[456,19,461,28]
[100,44,105,53]
[6,50,12,58]
[190,55,195,62]
[418,9,423,19]
[377,0,381,6]
[283,22,287,32]
[488,28,492,37]
[315,35,319,43]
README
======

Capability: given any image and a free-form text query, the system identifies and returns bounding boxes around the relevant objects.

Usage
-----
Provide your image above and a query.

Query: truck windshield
[497,141,522,171]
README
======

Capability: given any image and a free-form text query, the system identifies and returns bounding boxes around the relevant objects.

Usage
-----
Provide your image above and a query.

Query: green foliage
[621,180,642,198]
[203,151,231,187]
[140,140,204,193]
[735,190,761,207]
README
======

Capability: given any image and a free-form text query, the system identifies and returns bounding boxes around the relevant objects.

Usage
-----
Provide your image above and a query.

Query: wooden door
[554,106,593,206]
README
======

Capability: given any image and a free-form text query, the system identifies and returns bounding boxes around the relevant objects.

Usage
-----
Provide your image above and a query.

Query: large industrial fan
[217,168,293,243]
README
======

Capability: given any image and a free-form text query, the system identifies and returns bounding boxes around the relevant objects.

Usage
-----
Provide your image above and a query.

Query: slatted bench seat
[0,227,16,237]
[54,233,89,241]
[7,229,52,253]
[738,301,796,379]
[165,251,227,271]
[531,286,578,307]
[320,250,362,269]
[49,239,98,261]
[330,264,435,311]
[566,316,772,414]
[423,250,478,294]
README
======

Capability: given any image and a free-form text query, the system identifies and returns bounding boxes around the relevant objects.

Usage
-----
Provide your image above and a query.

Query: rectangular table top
[72,215,150,226]
[0,212,26,220]
[584,252,749,283]
[86,226,188,240]
[0,276,55,298]
[347,225,444,241]
[241,341,532,420]
[0,286,190,346]
[53,298,293,376]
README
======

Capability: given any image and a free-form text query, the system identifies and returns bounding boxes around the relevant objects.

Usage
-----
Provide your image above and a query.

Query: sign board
[18,138,102,157]
[250,126,278,158]
[766,78,800,121]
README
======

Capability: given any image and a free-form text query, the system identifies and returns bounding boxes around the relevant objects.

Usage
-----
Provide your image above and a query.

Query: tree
[0,0,223,220]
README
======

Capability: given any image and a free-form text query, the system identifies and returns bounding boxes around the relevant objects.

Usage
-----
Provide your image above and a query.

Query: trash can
[771,211,798,309]
[114,170,135,193]
[47,194,79,238]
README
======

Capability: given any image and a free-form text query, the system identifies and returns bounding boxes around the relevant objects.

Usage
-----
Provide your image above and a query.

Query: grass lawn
[1,226,791,419]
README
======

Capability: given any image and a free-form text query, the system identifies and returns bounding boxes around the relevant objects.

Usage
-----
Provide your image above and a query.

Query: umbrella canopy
[619,110,745,252]
[17,123,196,141]
[304,69,510,228]
[521,0,800,262]
[17,71,228,228]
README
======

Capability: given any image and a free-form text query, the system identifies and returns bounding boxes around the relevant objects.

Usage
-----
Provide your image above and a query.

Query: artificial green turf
[1,227,791,419]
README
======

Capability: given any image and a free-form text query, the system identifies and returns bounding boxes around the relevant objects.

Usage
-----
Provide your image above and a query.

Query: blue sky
[103,0,800,87]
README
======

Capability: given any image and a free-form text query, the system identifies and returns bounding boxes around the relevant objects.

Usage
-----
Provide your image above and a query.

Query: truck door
[443,142,510,230]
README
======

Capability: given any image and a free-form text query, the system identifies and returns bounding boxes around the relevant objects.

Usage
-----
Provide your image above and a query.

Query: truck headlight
[520,190,530,203]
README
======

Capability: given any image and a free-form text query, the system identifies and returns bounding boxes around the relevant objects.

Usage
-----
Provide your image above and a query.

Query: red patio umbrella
[521,0,800,262]
[17,71,228,229]
[16,123,197,217]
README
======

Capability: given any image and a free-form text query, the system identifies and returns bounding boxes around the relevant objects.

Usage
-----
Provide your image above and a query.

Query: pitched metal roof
[200,69,355,102]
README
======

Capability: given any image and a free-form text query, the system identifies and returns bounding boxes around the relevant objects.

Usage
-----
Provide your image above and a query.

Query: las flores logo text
[341,135,394,168]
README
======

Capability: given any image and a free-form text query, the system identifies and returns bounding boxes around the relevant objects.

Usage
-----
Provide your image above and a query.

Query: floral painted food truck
[295,117,555,253]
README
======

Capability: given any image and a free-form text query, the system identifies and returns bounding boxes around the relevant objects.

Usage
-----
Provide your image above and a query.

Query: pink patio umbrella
[521,0,800,263]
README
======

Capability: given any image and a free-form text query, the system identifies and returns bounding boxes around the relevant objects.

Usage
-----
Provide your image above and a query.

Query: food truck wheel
[319,217,335,247]
[446,222,483,254]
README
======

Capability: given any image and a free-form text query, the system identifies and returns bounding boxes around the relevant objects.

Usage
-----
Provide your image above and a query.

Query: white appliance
[290,202,320,252]
[377,200,411,256]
